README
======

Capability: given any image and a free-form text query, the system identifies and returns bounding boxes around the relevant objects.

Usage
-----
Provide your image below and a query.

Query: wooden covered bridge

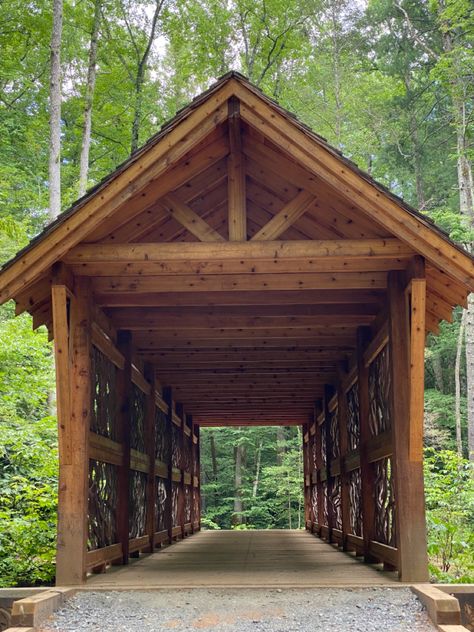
[1,72,473,587]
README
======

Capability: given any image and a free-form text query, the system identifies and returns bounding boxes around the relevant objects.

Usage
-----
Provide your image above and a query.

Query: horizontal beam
[66,239,412,263]
[94,289,385,307]
[109,314,374,330]
[93,272,387,294]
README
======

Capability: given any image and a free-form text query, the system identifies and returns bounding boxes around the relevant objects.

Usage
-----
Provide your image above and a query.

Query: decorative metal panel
[155,477,167,532]
[171,423,181,469]
[349,468,363,536]
[374,456,396,547]
[331,475,342,530]
[368,345,392,436]
[184,485,192,523]
[347,381,360,451]
[91,346,118,440]
[88,459,118,550]
[329,408,340,461]
[155,407,168,463]
[171,481,180,527]
[131,384,146,453]
[129,470,147,539]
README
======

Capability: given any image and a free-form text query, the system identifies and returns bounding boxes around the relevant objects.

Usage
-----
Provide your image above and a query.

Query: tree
[48,0,63,220]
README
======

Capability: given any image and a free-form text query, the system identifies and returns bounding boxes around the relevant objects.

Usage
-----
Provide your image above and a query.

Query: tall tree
[48,0,63,220]
[78,0,101,197]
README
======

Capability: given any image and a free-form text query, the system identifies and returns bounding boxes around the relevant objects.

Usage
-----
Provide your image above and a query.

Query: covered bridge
[1,72,473,587]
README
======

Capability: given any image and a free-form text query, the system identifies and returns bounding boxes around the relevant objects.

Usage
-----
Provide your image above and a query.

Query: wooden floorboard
[86,530,399,588]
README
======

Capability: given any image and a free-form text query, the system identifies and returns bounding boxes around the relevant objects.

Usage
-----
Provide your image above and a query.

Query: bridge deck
[86,530,400,589]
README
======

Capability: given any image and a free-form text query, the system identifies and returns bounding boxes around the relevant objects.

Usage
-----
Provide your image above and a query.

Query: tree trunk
[466,295,474,460]
[276,427,285,465]
[210,432,218,505]
[431,352,445,393]
[455,310,466,456]
[130,0,163,154]
[78,0,101,197]
[252,440,262,498]
[49,0,63,220]
[233,442,244,525]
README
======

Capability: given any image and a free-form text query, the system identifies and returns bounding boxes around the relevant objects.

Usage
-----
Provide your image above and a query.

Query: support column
[116,330,132,566]
[324,384,335,543]
[195,424,201,529]
[176,403,185,539]
[314,401,324,534]
[357,326,376,563]
[54,276,92,585]
[163,387,174,542]
[388,270,429,582]
[337,368,351,550]
[145,363,156,552]
[302,423,310,527]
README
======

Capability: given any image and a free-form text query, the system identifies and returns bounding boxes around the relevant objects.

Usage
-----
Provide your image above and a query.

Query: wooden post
[388,271,429,582]
[324,384,335,542]
[116,330,132,565]
[144,363,156,552]
[176,402,185,539]
[228,96,246,241]
[189,415,195,532]
[357,326,376,563]
[163,387,174,542]
[337,367,351,550]
[314,400,324,534]
[55,277,92,585]
[195,424,201,529]
[302,423,310,528]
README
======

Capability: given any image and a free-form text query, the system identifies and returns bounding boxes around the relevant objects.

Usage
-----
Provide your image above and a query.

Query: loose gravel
[39,588,437,632]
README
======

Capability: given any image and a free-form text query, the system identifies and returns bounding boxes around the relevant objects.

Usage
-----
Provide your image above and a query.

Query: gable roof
[1,71,473,307]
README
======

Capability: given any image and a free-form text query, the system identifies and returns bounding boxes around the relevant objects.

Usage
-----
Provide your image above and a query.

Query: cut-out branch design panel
[374,456,396,547]
[349,467,363,536]
[347,381,360,452]
[91,346,118,440]
[330,408,340,461]
[171,481,180,527]
[184,485,192,523]
[88,459,118,550]
[368,345,392,437]
[155,477,167,532]
[129,470,147,539]
[171,424,181,469]
[331,475,343,530]
[131,384,146,453]
[155,408,168,463]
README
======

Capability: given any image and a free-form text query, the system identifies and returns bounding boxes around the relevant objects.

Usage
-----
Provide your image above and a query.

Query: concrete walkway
[86,530,399,589]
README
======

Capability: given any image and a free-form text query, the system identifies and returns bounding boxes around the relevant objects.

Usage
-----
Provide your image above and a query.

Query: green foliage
[424,449,474,582]
[0,307,57,586]
[201,426,304,530]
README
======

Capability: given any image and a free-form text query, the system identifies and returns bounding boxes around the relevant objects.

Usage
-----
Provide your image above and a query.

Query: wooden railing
[86,322,200,574]
[303,321,398,571]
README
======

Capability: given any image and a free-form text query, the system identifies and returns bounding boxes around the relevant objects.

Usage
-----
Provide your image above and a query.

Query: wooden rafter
[250,190,315,241]
[227,97,247,241]
[160,193,225,242]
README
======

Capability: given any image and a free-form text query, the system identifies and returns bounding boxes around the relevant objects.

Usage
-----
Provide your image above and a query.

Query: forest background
[0,0,473,587]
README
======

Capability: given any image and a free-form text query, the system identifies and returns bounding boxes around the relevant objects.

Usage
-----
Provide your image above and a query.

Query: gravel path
[39,588,436,632]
